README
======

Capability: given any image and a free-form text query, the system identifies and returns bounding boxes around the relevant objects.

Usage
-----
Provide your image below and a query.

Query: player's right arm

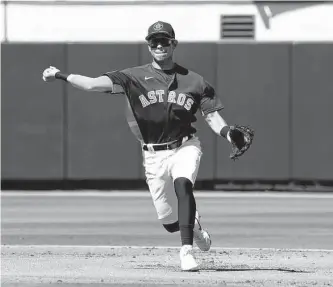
[42,66,117,93]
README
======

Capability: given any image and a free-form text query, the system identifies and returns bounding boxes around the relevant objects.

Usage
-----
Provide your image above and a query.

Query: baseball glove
[228,125,254,160]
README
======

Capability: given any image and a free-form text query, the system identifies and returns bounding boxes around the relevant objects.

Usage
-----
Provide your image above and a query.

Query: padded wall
[67,44,141,179]
[292,44,333,180]
[1,44,65,179]
[215,43,291,180]
[2,43,333,183]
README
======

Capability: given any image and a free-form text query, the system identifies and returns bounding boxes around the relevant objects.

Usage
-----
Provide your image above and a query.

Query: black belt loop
[143,135,193,151]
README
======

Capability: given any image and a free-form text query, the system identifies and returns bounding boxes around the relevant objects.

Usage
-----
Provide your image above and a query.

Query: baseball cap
[145,21,175,41]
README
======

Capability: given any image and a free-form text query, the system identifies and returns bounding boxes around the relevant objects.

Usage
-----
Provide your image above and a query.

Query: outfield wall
[2,42,333,186]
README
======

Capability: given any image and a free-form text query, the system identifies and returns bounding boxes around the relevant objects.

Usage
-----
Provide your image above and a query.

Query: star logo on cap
[153,22,163,31]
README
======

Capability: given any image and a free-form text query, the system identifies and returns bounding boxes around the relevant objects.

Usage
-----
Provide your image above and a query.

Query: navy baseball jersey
[104,63,223,144]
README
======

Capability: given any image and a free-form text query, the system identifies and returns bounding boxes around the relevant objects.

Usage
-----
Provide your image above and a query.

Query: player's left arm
[199,79,254,159]
[199,79,231,141]
[204,110,254,160]
[204,111,231,142]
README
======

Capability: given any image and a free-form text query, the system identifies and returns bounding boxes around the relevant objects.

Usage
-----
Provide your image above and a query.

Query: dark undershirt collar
[150,63,177,75]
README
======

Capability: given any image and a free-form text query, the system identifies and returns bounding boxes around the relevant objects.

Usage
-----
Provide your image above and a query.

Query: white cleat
[193,211,212,251]
[180,245,199,271]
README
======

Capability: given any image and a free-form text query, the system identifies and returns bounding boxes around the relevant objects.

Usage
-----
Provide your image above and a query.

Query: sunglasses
[148,38,173,49]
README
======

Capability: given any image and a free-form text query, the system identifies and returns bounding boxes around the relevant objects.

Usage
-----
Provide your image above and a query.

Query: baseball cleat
[180,245,199,271]
[193,211,212,251]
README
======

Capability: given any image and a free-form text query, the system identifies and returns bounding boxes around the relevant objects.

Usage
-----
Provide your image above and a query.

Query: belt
[142,135,193,152]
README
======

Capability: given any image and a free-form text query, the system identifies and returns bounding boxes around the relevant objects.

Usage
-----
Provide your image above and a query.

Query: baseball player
[42,21,253,271]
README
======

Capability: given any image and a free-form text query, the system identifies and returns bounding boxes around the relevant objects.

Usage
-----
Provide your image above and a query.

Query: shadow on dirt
[135,265,312,273]
[200,267,311,273]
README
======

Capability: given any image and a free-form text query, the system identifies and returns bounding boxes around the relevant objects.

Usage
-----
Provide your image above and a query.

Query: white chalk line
[2,191,333,199]
[2,245,333,252]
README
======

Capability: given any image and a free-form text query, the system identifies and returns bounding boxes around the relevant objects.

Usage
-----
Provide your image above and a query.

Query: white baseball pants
[142,136,202,224]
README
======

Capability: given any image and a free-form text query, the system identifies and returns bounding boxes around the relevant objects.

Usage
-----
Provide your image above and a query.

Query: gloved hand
[228,125,254,160]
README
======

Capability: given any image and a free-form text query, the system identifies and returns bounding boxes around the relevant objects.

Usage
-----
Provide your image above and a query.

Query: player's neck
[152,59,175,71]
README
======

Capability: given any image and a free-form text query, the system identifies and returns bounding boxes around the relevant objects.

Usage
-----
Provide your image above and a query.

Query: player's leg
[173,176,196,246]
[161,201,209,251]
[159,176,208,246]
[170,137,211,270]
[158,181,179,233]
[167,137,199,270]
[144,159,197,271]
[173,176,199,271]
[163,221,179,233]
[158,177,180,231]
[143,149,180,232]
[142,144,207,271]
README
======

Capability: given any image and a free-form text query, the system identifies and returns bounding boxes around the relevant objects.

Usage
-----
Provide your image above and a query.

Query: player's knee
[163,221,180,233]
[174,177,193,198]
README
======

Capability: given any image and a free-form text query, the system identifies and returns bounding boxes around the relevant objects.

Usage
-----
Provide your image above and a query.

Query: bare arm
[204,111,231,142]
[67,74,114,92]
[42,66,123,93]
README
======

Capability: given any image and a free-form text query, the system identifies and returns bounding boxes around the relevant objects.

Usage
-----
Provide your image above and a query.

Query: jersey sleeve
[199,79,224,116]
[103,69,132,94]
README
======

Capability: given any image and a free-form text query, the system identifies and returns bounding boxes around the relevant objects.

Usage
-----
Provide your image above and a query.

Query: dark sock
[174,177,196,246]
[179,225,193,245]
[163,221,180,233]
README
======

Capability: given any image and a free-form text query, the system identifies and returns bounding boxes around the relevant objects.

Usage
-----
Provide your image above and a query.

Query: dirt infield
[2,191,333,286]
[2,245,333,286]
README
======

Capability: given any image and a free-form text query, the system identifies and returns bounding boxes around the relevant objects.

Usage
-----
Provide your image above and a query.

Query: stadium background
[1,0,333,190]
[2,2,333,286]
